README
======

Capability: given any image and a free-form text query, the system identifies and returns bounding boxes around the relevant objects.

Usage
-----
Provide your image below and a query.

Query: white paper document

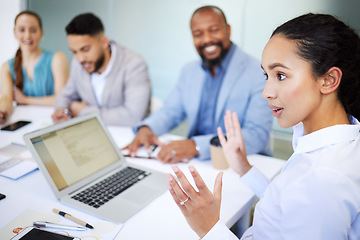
[0,144,38,180]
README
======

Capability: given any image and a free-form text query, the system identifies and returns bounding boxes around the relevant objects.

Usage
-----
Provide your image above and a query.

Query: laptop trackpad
[123,185,157,204]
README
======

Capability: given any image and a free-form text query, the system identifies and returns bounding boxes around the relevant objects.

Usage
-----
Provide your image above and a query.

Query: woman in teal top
[0,10,69,124]
[8,49,56,97]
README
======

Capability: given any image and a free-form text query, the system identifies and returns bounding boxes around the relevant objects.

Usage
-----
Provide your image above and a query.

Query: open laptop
[23,113,167,223]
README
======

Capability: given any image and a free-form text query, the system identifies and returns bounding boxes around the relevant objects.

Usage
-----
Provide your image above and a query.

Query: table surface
[0,106,285,239]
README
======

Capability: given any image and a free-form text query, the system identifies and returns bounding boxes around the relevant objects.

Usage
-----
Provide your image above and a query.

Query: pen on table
[33,221,87,231]
[123,144,158,159]
[148,144,158,158]
[124,154,156,159]
[53,208,94,229]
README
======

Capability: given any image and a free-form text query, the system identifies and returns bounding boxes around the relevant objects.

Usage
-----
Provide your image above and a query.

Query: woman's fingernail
[188,166,195,173]
[168,183,172,190]
[171,165,179,173]
[167,174,173,181]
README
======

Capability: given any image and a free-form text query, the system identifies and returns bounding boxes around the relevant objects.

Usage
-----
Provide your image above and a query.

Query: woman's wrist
[18,95,30,105]
[24,96,30,105]
[235,161,252,176]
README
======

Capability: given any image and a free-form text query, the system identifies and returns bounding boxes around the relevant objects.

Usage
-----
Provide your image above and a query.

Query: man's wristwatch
[195,145,200,156]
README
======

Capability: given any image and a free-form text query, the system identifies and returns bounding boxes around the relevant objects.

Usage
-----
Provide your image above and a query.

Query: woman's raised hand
[217,110,252,176]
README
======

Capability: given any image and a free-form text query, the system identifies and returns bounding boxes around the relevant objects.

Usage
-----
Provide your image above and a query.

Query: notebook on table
[23,113,167,223]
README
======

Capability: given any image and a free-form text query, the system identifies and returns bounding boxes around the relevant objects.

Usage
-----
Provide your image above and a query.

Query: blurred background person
[0,10,69,124]
[51,13,150,126]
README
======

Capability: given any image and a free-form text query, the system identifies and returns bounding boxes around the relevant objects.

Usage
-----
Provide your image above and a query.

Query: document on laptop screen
[31,118,119,190]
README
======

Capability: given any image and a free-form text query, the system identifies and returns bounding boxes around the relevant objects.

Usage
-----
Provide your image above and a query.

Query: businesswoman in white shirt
[167,13,360,240]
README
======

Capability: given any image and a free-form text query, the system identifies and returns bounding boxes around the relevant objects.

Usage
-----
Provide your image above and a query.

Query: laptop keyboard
[71,167,150,208]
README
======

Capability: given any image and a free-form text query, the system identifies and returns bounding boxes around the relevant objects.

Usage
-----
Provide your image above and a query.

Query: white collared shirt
[203,117,360,240]
[90,42,116,107]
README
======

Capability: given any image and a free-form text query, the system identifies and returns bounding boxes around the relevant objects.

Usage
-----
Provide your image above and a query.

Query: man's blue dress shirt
[135,44,272,160]
[194,44,235,136]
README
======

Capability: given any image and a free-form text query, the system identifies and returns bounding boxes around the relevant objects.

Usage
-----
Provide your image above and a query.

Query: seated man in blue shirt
[126,5,272,163]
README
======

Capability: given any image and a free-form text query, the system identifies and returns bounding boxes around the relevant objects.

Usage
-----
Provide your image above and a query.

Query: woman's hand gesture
[217,110,251,176]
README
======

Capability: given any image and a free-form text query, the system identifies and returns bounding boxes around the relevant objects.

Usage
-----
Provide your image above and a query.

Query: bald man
[126,5,272,163]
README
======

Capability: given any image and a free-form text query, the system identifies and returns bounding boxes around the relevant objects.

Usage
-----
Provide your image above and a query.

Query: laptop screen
[30,117,119,191]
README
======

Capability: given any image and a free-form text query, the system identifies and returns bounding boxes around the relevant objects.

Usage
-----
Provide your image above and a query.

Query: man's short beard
[199,42,230,69]
[92,53,105,73]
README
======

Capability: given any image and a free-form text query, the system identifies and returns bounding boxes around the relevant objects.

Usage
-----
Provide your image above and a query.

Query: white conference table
[0,106,285,239]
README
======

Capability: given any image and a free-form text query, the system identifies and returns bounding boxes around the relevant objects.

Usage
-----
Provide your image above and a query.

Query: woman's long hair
[13,10,42,90]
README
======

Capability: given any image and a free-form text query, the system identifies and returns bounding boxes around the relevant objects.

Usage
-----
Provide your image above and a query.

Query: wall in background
[0,0,22,69]
[20,0,360,102]
[112,0,247,100]
[22,0,360,102]
[1,0,359,136]
[3,0,360,99]
[242,0,360,60]
[27,0,114,59]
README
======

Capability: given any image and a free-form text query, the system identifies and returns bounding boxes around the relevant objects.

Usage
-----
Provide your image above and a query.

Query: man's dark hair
[192,5,228,25]
[65,13,104,36]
